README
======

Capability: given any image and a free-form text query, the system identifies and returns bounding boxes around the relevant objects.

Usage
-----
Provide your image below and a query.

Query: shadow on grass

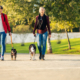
[63,48,74,51]
[71,43,80,46]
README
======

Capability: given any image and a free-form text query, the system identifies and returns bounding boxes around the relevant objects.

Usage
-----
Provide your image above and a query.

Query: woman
[0,6,11,61]
[33,7,51,60]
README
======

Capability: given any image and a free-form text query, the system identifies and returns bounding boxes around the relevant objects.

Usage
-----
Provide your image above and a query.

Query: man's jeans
[0,31,6,58]
[37,31,48,55]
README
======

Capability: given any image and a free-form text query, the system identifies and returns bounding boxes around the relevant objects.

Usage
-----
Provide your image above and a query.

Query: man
[0,6,11,61]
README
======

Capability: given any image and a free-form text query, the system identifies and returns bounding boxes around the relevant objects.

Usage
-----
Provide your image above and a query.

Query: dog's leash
[34,35,36,43]
[10,35,14,49]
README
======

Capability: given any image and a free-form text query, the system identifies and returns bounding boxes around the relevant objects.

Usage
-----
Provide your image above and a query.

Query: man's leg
[1,32,6,60]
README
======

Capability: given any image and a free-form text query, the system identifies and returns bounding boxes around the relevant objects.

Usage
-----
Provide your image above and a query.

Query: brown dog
[11,49,17,60]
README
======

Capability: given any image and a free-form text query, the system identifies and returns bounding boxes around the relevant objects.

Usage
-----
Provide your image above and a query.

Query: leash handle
[10,35,13,48]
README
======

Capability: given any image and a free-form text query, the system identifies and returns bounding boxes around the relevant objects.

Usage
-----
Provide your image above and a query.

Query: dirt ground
[0,54,80,80]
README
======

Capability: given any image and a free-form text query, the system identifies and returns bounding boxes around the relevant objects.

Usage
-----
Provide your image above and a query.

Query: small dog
[29,44,36,60]
[11,49,17,60]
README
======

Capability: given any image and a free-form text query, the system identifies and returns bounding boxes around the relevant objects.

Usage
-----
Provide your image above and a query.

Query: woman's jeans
[0,32,6,57]
[37,31,48,55]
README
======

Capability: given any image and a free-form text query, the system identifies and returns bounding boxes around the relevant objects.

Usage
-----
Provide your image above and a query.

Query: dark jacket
[33,15,51,34]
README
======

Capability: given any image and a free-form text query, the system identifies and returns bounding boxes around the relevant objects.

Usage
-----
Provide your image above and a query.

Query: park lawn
[6,38,80,54]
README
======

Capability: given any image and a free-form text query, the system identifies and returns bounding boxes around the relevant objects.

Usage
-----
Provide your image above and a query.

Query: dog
[29,44,36,60]
[11,49,17,60]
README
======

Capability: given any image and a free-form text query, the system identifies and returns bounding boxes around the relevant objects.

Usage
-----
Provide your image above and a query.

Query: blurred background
[0,0,80,54]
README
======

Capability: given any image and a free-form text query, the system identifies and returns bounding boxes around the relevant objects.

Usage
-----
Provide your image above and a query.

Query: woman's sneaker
[1,56,4,61]
[39,52,42,60]
[0,54,1,60]
[41,55,45,60]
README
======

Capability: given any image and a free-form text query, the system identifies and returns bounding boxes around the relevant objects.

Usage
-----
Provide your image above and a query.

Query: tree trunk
[65,29,71,49]
[47,35,52,53]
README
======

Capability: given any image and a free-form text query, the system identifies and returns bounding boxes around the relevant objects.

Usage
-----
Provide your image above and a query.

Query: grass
[6,38,80,54]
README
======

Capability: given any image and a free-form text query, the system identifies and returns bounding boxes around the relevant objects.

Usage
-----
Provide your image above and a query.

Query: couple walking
[0,6,51,61]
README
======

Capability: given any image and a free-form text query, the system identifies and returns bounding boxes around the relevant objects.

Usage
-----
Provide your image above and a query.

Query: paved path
[0,54,80,80]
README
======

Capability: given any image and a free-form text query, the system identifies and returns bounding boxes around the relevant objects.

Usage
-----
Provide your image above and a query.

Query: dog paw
[11,58,13,60]
[33,59,36,61]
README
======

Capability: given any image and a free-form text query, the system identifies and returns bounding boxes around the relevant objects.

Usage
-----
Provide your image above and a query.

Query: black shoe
[41,55,45,60]
[39,53,42,60]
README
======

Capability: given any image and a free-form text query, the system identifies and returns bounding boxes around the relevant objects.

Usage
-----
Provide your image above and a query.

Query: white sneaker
[0,56,1,60]
[1,56,4,61]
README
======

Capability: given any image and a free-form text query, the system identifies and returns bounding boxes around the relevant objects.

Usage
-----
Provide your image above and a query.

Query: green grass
[6,38,80,54]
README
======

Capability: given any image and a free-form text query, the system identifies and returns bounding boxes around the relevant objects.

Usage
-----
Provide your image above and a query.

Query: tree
[50,0,79,49]
[1,0,37,30]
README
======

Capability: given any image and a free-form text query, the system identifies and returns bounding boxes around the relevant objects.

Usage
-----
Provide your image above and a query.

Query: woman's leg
[42,31,48,56]
[37,33,42,58]
[1,32,6,59]
[0,33,1,58]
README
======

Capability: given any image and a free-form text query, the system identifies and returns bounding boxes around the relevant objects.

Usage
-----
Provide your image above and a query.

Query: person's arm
[33,17,37,35]
[46,16,51,35]
[4,14,11,32]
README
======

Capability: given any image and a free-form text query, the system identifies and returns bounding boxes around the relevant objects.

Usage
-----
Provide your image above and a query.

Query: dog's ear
[14,49,16,51]
[31,45,32,47]
[15,50,17,53]
[30,46,32,49]
[11,49,13,51]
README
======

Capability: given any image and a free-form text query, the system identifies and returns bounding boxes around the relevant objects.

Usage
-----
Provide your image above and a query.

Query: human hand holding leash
[9,32,12,36]
[33,34,36,37]
[34,34,36,43]
[49,34,51,38]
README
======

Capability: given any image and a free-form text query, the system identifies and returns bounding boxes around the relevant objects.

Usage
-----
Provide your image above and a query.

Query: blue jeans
[37,31,48,55]
[0,32,6,57]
